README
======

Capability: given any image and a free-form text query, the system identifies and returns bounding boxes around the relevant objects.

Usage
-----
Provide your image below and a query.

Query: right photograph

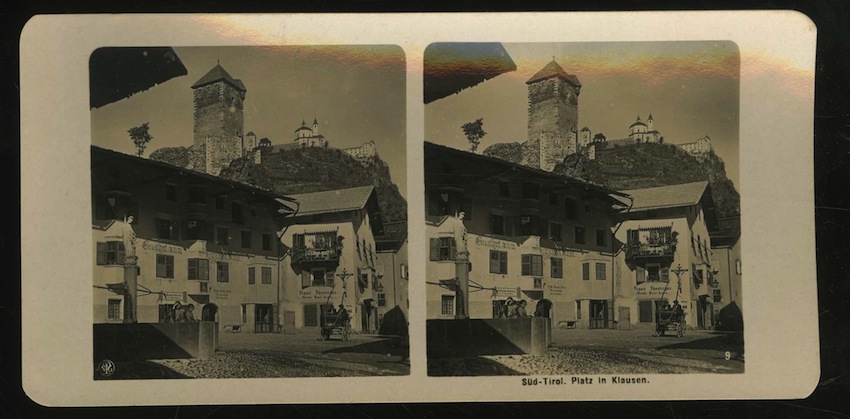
[423,42,743,376]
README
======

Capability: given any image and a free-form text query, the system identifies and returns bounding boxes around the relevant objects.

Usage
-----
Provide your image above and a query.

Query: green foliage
[461,118,486,153]
[128,122,153,157]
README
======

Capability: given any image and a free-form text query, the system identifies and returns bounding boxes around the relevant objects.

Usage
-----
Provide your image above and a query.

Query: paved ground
[428,326,744,376]
[100,329,409,379]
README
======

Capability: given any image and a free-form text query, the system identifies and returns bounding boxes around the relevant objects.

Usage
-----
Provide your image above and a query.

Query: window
[96,241,125,265]
[377,293,386,307]
[736,259,742,275]
[548,192,558,205]
[262,267,272,284]
[188,258,209,280]
[596,229,607,247]
[519,215,538,236]
[441,295,455,316]
[521,182,540,199]
[489,250,508,274]
[157,219,176,240]
[262,233,273,251]
[498,181,511,197]
[549,223,562,241]
[533,277,543,289]
[215,227,229,245]
[215,196,225,210]
[231,202,245,224]
[156,254,174,278]
[490,214,506,235]
[241,231,252,249]
[551,257,563,278]
[248,267,256,285]
[565,198,577,219]
[595,262,607,280]
[216,261,229,282]
[582,262,590,281]
[574,226,586,244]
[429,237,456,261]
[521,254,543,276]
[188,186,205,204]
[107,299,121,320]
[713,289,722,303]
[186,219,205,240]
[311,269,326,287]
[165,184,176,201]
[636,266,646,284]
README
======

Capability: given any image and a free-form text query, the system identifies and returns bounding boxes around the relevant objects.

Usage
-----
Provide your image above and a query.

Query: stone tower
[524,59,581,171]
[191,63,247,176]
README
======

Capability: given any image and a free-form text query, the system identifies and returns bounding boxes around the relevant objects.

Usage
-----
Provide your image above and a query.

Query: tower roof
[525,60,581,86]
[313,118,319,125]
[191,63,247,92]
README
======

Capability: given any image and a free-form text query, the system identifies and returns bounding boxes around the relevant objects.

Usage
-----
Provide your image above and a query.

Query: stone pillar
[123,255,138,323]
[455,251,470,319]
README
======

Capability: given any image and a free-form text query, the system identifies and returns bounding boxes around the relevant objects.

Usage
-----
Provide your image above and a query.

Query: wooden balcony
[625,227,676,260]
[291,245,341,264]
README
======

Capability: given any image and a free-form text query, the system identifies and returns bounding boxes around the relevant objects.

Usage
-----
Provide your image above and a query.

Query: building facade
[190,63,247,176]
[278,186,386,333]
[375,235,409,335]
[612,181,721,330]
[709,221,743,325]
[92,146,290,333]
[425,142,626,329]
[678,136,713,155]
[293,118,328,148]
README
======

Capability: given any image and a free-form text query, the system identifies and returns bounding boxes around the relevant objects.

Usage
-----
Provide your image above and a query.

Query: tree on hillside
[128,122,153,157]
[259,137,271,148]
[461,118,486,153]
[592,133,607,143]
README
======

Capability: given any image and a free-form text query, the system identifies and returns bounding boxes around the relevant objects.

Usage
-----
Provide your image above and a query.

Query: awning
[188,294,210,305]
[521,289,544,301]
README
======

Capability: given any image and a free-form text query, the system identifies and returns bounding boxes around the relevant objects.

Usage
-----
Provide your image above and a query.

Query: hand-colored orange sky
[425,41,741,186]
[91,45,408,198]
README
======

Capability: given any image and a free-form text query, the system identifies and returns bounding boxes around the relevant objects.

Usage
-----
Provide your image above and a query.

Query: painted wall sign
[545,283,567,297]
[475,236,518,250]
[299,286,340,304]
[142,240,183,254]
[635,282,676,298]
[493,287,518,298]
[214,288,231,300]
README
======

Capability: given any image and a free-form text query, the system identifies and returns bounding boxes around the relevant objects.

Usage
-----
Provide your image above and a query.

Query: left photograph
[89,46,409,379]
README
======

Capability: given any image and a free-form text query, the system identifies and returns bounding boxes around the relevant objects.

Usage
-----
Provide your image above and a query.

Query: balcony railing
[291,245,341,264]
[625,227,676,260]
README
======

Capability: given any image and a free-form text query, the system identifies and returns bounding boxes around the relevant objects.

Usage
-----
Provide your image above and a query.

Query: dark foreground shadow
[93,360,190,380]
[658,333,744,353]
[322,336,409,359]
[427,357,523,376]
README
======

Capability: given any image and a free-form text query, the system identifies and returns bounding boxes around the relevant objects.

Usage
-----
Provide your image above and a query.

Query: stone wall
[192,81,245,175]
[525,77,580,171]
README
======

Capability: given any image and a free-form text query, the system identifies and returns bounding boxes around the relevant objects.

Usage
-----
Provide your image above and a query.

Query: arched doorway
[535,299,553,318]
[201,303,219,322]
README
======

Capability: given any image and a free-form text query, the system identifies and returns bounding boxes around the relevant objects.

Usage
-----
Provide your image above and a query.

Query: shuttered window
[489,250,508,274]
[429,237,456,261]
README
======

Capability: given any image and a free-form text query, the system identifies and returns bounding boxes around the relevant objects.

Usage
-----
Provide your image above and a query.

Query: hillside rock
[482,142,523,163]
[149,146,190,168]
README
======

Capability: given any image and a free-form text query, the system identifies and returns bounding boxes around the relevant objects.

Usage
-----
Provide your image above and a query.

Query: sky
[425,42,741,186]
[91,45,408,198]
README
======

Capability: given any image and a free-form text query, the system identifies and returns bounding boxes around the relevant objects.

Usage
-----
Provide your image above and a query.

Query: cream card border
[20,11,817,405]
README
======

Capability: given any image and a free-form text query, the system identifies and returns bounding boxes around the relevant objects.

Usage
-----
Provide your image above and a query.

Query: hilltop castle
[513,59,713,169]
[187,63,380,173]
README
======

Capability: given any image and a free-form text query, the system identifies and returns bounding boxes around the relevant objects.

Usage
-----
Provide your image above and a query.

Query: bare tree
[461,118,486,153]
[128,123,153,157]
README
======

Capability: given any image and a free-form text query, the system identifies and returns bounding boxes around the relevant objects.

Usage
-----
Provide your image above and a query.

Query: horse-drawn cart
[654,304,685,337]
[320,312,351,341]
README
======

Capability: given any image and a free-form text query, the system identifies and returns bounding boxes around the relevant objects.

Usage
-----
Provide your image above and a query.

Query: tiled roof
[191,64,247,92]
[526,60,581,86]
[620,181,710,211]
[289,185,376,216]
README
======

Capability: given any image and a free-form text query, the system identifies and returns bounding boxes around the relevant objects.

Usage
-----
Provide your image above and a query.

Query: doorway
[201,303,218,322]
[255,304,273,333]
[589,300,608,329]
